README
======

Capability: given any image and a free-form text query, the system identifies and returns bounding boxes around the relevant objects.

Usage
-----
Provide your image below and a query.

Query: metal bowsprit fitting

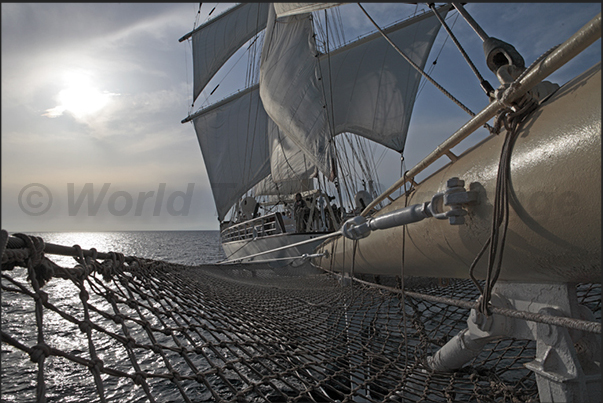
[342,177,478,240]
[427,282,602,402]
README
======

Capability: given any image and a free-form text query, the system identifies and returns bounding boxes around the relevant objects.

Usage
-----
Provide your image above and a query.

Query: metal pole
[452,3,489,41]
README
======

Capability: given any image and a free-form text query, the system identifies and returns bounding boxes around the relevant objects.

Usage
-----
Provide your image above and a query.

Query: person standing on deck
[294,193,307,233]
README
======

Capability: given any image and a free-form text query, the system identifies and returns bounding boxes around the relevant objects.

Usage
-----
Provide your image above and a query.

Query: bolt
[447,177,465,188]
[449,215,465,225]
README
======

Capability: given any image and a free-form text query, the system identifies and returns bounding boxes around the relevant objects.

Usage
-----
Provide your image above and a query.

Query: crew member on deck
[294,193,307,233]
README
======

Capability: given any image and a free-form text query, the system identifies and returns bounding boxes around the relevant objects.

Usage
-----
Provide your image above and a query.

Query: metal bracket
[426,293,512,372]
[427,281,601,402]
[341,177,479,240]
[525,306,601,402]
[429,177,478,225]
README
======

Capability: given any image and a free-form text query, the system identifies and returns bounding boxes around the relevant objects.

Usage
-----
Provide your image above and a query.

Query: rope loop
[13,233,55,287]
[29,343,51,363]
[498,81,521,108]
[477,88,540,316]
[34,290,49,305]
[78,320,92,334]
[72,244,85,265]
[88,358,104,373]
[106,252,125,279]
[133,371,147,385]
[72,244,92,278]
[99,259,115,282]
[37,259,56,286]
[14,233,44,265]
[492,107,513,135]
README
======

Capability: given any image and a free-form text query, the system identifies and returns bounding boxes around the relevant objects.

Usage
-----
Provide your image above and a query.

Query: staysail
[267,119,318,183]
[190,85,271,221]
[183,3,269,102]
[253,175,314,197]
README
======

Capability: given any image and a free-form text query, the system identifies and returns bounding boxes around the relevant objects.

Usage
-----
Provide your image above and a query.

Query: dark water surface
[1,231,225,402]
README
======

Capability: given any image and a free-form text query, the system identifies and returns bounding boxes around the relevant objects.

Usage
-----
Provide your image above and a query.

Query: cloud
[2,3,600,232]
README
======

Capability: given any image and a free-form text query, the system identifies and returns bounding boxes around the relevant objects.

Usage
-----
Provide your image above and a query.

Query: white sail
[273,3,343,18]
[188,3,269,102]
[191,86,271,221]
[268,119,318,183]
[254,175,314,197]
[259,4,336,180]
[320,7,447,151]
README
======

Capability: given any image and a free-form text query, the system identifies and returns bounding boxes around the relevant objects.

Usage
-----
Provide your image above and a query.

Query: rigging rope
[476,98,539,316]
[428,3,494,97]
[468,43,561,315]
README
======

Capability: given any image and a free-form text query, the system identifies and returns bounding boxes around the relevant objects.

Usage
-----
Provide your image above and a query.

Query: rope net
[1,234,601,402]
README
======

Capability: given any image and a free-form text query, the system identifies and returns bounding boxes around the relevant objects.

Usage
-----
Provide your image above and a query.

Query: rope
[468,96,539,316]
[428,3,493,97]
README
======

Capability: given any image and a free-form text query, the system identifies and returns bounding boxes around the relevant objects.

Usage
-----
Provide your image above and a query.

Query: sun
[44,71,114,120]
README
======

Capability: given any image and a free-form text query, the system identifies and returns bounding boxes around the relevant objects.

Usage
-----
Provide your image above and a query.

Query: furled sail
[184,3,269,102]
[273,3,343,18]
[190,85,271,221]
[259,4,336,181]
[319,7,448,152]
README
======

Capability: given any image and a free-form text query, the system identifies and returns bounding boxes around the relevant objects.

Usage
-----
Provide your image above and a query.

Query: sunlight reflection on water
[2,231,224,402]
[25,231,225,266]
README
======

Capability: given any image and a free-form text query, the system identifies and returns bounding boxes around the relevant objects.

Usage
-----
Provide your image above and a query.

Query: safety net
[1,233,600,402]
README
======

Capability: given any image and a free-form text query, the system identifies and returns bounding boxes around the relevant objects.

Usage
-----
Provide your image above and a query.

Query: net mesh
[1,234,601,402]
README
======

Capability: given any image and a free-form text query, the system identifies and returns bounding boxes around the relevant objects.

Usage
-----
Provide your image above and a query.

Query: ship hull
[314,63,601,283]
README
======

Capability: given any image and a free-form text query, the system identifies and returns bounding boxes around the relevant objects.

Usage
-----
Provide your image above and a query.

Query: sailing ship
[180,3,452,263]
[180,3,601,401]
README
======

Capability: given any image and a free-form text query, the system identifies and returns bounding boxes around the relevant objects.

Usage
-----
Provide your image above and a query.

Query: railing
[221,212,286,243]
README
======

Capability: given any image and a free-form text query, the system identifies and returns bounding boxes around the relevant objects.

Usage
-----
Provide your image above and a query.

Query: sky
[1,2,600,232]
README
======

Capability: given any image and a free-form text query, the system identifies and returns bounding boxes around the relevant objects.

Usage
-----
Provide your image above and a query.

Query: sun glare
[44,71,114,120]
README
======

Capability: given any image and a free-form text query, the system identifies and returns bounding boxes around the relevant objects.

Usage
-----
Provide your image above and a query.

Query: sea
[1,231,225,402]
